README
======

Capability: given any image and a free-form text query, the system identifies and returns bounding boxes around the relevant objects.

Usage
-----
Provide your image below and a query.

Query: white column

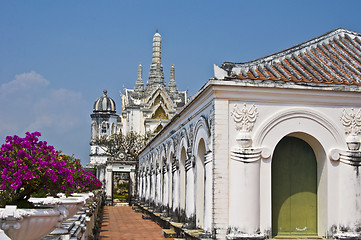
[140,171,144,202]
[227,148,262,239]
[155,165,162,212]
[162,164,169,216]
[203,151,213,235]
[184,156,196,228]
[138,170,143,202]
[172,158,180,221]
[334,150,361,239]
[142,171,146,202]
[137,170,141,202]
[146,168,150,206]
[168,161,173,217]
[105,165,113,204]
[151,167,156,208]
[129,170,135,203]
[97,165,106,191]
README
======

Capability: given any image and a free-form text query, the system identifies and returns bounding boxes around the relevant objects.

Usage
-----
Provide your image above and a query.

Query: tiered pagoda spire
[168,64,177,93]
[147,30,166,88]
[134,63,144,92]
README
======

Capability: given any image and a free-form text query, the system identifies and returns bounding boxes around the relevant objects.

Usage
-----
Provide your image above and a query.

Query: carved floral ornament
[231,104,259,148]
[340,108,361,150]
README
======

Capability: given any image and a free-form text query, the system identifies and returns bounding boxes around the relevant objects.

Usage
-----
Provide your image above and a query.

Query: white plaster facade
[136,29,361,239]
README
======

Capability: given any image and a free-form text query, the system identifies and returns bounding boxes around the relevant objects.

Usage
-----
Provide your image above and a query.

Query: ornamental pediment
[146,88,175,110]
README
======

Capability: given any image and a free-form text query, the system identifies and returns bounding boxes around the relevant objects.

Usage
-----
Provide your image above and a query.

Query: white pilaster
[105,165,113,203]
[333,150,361,239]
[162,164,169,216]
[172,158,180,221]
[155,165,162,212]
[184,156,196,228]
[151,167,156,208]
[227,148,263,239]
[203,151,213,235]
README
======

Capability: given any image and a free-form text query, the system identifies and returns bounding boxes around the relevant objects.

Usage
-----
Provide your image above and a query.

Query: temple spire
[135,63,144,92]
[152,31,161,64]
[138,62,143,82]
[170,64,175,81]
[168,64,177,93]
[147,31,165,88]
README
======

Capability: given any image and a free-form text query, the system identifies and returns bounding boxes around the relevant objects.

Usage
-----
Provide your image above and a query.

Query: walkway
[99,206,168,240]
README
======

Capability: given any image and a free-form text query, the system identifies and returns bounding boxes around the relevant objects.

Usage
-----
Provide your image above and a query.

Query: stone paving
[98,206,168,240]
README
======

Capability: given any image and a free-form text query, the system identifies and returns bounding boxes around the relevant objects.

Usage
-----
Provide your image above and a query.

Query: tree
[95,131,150,161]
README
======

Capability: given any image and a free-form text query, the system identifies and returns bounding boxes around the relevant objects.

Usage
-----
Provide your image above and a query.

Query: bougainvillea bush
[0,132,101,207]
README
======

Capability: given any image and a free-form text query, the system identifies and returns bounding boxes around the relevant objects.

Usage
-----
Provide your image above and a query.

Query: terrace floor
[98,206,168,240]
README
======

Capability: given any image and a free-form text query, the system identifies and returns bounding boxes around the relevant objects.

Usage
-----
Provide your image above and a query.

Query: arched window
[101,122,107,136]
[91,122,97,139]
[196,138,206,229]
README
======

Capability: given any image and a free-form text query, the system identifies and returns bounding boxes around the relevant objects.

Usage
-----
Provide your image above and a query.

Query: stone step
[114,202,128,206]
[162,229,177,238]
[142,213,151,219]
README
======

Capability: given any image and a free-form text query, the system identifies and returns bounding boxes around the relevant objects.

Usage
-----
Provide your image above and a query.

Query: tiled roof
[221,28,361,85]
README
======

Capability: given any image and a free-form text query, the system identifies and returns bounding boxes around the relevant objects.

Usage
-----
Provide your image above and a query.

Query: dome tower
[93,89,116,113]
[90,89,120,165]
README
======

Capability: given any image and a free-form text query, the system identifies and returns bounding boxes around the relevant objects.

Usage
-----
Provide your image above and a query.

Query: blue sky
[1,0,361,165]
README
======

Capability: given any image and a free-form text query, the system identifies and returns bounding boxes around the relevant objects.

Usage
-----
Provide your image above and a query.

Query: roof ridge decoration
[219,28,361,86]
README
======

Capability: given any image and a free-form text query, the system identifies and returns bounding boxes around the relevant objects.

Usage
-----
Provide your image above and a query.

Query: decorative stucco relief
[340,108,361,150]
[188,124,194,146]
[193,115,211,151]
[231,104,258,148]
[185,155,195,171]
[231,104,258,132]
[172,155,178,172]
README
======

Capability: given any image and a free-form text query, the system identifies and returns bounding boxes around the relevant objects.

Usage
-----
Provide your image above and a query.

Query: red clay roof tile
[221,28,361,86]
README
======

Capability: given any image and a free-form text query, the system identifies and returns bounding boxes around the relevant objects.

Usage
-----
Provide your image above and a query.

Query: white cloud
[1,71,49,94]
[0,71,90,164]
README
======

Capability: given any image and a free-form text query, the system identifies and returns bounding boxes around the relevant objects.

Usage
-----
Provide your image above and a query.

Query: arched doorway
[272,136,317,236]
[196,138,206,229]
[112,172,130,205]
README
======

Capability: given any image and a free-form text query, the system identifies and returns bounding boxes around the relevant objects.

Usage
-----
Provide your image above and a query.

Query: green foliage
[113,193,128,200]
[95,131,150,161]
[9,199,35,208]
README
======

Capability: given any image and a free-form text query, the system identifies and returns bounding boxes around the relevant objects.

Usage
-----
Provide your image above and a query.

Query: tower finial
[152,31,161,64]
[138,62,143,81]
[103,89,107,96]
[148,32,165,87]
[170,64,175,81]
[135,62,144,92]
[156,29,158,33]
[168,64,177,92]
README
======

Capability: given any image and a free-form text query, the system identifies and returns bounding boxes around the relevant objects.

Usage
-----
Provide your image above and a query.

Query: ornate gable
[219,28,361,86]
[146,88,175,110]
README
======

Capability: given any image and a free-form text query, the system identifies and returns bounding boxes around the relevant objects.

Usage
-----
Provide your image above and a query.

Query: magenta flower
[0,132,102,207]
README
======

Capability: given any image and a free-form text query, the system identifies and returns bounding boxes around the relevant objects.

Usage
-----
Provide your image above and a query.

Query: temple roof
[220,28,361,86]
[93,89,116,113]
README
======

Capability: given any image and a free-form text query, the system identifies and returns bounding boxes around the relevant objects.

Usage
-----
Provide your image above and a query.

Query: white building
[120,30,187,135]
[136,28,361,239]
[88,31,188,203]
